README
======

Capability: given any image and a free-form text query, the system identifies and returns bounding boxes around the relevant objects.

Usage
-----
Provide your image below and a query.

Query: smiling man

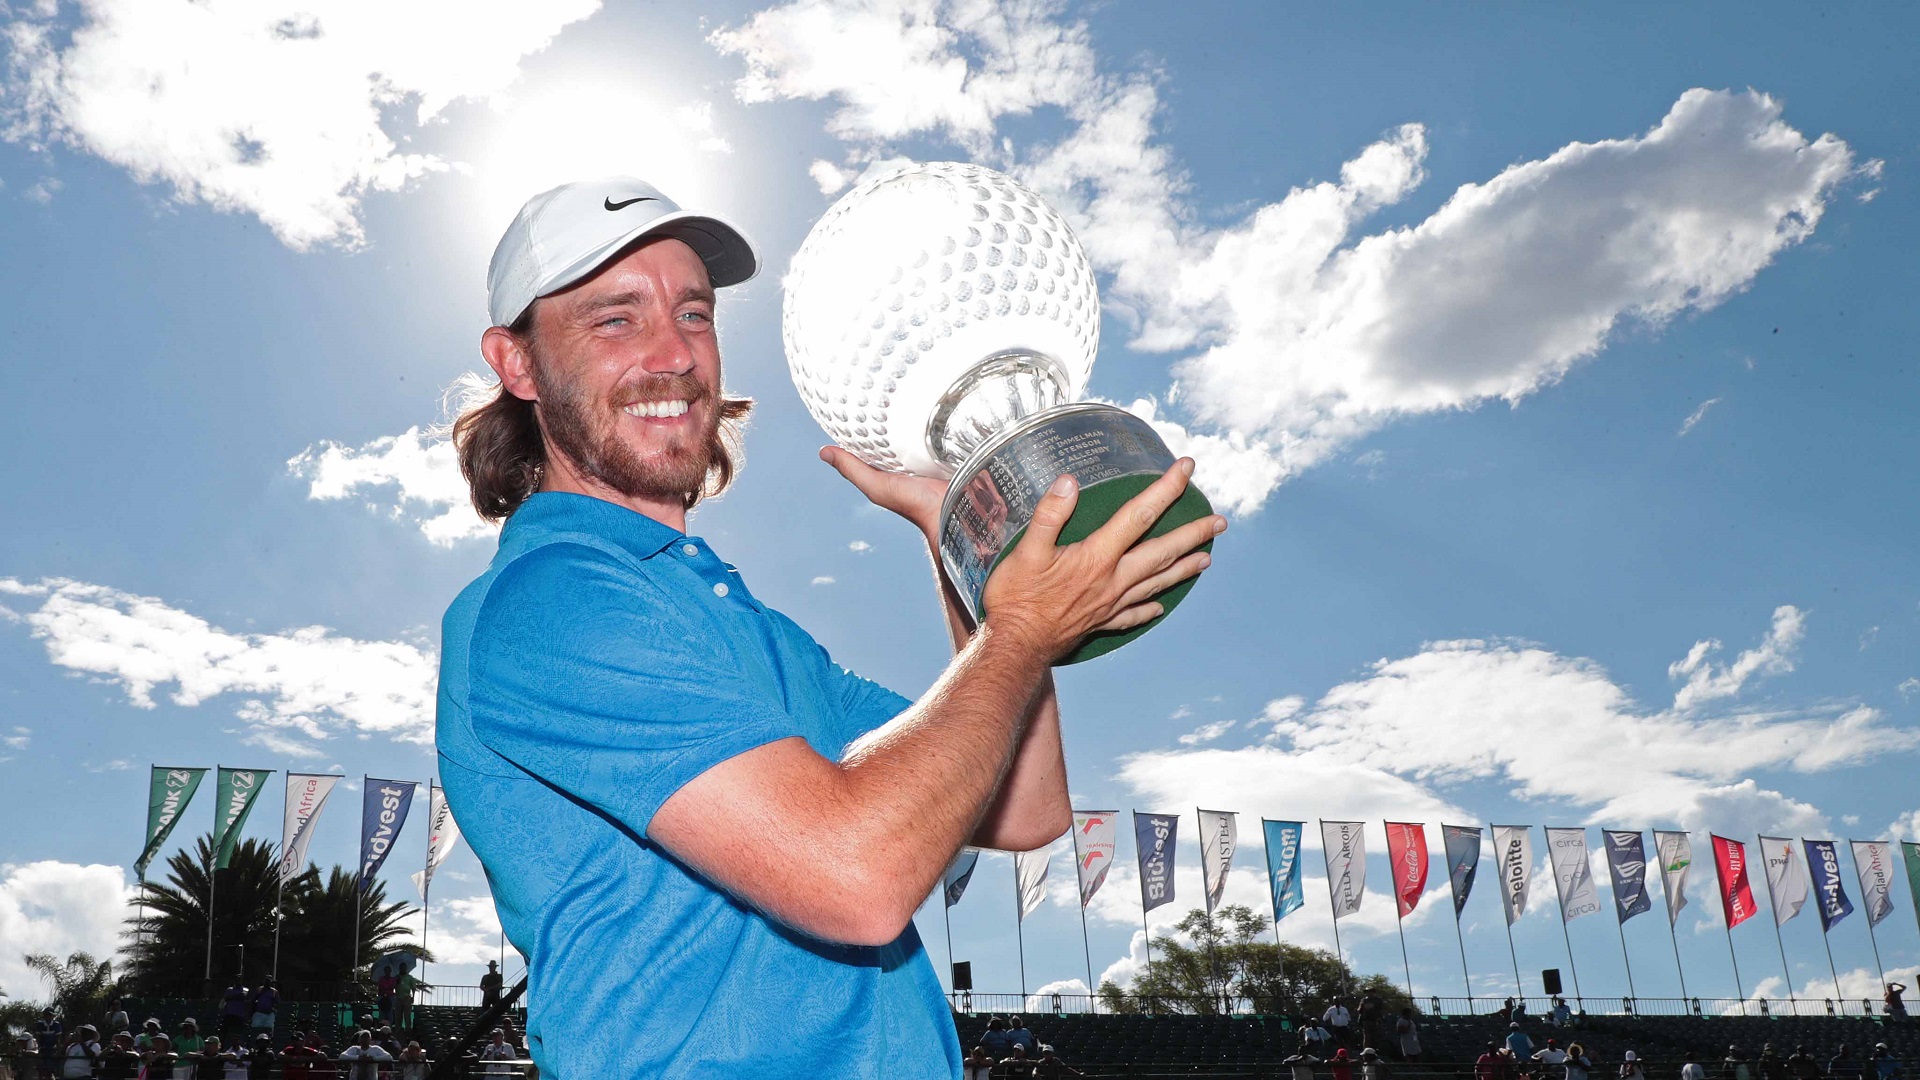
[435,177,1222,1078]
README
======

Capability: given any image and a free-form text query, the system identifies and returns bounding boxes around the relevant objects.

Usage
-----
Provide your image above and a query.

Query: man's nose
[640,322,698,375]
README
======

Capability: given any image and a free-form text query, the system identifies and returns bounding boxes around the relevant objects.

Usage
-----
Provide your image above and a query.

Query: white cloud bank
[288,427,492,546]
[0,861,134,1002]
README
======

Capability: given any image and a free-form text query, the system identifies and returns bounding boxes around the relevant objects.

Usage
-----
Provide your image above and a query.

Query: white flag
[410,783,461,898]
[1759,836,1809,927]
[1198,809,1238,914]
[1851,840,1896,928]
[1321,820,1366,920]
[1015,849,1050,921]
[1654,829,1693,927]
[1071,811,1118,908]
[1546,827,1603,922]
[279,773,343,886]
[1493,824,1533,926]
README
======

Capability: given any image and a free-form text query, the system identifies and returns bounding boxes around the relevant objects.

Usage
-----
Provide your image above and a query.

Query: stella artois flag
[1071,811,1118,908]
[1198,809,1238,914]
[410,782,460,898]
[1385,822,1429,918]
[1711,834,1758,929]
[1321,820,1366,920]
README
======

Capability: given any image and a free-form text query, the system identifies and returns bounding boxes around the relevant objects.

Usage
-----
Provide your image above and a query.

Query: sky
[2,0,1918,1014]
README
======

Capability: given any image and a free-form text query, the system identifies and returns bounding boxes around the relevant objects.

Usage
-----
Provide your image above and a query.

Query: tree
[0,952,120,1035]
[276,867,420,988]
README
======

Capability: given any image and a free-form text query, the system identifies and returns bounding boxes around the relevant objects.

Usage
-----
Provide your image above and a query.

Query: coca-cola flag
[1850,840,1895,928]
[1071,811,1118,908]
[1492,825,1533,926]
[1758,835,1809,927]
[1443,824,1483,919]
[1198,809,1237,914]
[1546,827,1603,922]
[1602,830,1652,924]
[1321,820,1366,920]
[1385,822,1429,917]
[1135,812,1178,915]
[1711,834,1759,929]
[1654,829,1693,926]
[1805,839,1854,931]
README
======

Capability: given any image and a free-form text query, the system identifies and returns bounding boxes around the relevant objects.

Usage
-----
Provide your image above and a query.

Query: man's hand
[818,445,946,540]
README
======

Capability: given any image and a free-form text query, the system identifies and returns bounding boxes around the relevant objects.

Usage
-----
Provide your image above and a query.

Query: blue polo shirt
[437,492,959,1078]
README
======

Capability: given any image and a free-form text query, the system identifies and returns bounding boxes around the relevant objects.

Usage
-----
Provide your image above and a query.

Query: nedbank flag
[1902,842,1920,938]
[137,766,207,881]
[213,767,273,870]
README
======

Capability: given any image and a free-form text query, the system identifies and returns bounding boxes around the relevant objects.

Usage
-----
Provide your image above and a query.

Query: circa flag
[1758,836,1809,927]
[1805,839,1854,932]
[1712,834,1759,929]
[1385,822,1429,918]
[1071,811,1118,908]
[357,777,418,892]
[1850,840,1895,928]
[1492,825,1533,926]
[1602,830,1652,924]
[1263,820,1305,925]
[136,766,207,882]
[212,767,272,870]
[1321,820,1366,920]
[1135,812,1179,915]
[1443,824,1483,919]
[1198,809,1238,914]
[279,772,342,886]
[1654,829,1693,926]
[1546,827,1603,922]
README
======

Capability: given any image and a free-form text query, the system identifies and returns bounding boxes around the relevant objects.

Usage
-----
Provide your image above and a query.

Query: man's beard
[533,364,722,504]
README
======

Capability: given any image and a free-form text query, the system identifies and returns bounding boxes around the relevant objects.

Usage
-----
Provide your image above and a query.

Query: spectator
[1788,1046,1823,1080]
[136,1020,165,1054]
[376,970,398,1023]
[280,1032,321,1080]
[302,1032,336,1080]
[964,1044,997,1080]
[1551,998,1572,1028]
[1477,1043,1505,1080]
[1620,1050,1648,1080]
[340,1031,392,1080]
[1833,1046,1864,1080]
[1566,1043,1593,1080]
[1681,1051,1707,1080]
[1759,1045,1785,1080]
[244,1035,275,1080]
[1361,1047,1389,1080]
[32,1009,61,1078]
[478,1029,518,1076]
[1360,992,1386,1048]
[249,980,279,1037]
[1512,999,1531,1022]
[395,1041,430,1080]
[173,1018,205,1064]
[195,1035,240,1080]
[100,1032,141,1080]
[1870,1045,1901,1080]
[1007,1017,1037,1055]
[57,1026,100,1079]
[142,1034,179,1080]
[1286,1040,1322,1080]
[1535,1039,1570,1080]
[1727,1046,1755,1080]
[1501,999,1518,1023]
[106,1000,130,1037]
[374,1028,400,1060]
[1507,1024,1535,1062]
[480,961,505,1008]
[1034,1045,1082,1079]
[1323,1001,1354,1046]
[1331,1047,1355,1080]
[395,970,419,1031]
[996,1044,1035,1079]
[1395,1008,1422,1062]
[498,1019,524,1055]
[980,1018,1013,1059]
[1887,984,1908,1021]
[220,983,250,1043]
[1303,1022,1335,1054]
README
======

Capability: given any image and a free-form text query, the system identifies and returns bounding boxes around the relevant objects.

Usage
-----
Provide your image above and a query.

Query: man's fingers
[1115,511,1225,583]
[1015,473,1079,554]
[1115,550,1211,610]
[1092,601,1165,634]
[1087,459,1197,558]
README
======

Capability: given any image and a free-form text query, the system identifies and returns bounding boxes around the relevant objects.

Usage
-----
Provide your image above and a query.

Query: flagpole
[353,774,367,987]
[1070,823,1095,998]
[1322,822,1349,1003]
[1199,808,1222,1009]
[1134,812,1158,1011]
[1452,911,1474,1008]
[942,885,956,1007]
[421,780,434,988]
[1386,823,1414,1002]
[1546,837,1585,1007]
[1502,912,1523,1005]
[1614,911,1638,1003]
[1651,836,1691,1002]
[1850,841,1889,994]
[205,763,221,987]
[1443,825,1474,1010]
[273,775,291,978]
[1013,859,1028,999]
[1759,839,1796,1014]
[1819,926,1842,1003]
[1708,839,1747,1013]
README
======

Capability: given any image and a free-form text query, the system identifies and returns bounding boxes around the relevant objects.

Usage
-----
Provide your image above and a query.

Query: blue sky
[2,0,1916,1011]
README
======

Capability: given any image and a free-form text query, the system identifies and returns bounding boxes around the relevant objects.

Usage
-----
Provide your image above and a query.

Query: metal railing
[945,992,1900,1019]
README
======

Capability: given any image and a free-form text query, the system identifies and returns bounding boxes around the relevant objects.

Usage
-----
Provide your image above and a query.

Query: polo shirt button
[682,543,699,556]
[712,582,730,598]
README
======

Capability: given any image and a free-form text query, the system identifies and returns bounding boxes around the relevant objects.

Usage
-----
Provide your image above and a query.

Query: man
[1507,1024,1535,1063]
[1395,1007,1422,1062]
[477,1029,517,1076]
[220,983,250,1044]
[1787,1047,1822,1080]
[1285,1040,1322,1080]
[248,980,278,1037]
[1832,1046,1864,1080]
[338,1031,392,1080]
[1322,1001,1353,1046]
[100,1033,142,1080]
[1869,1044,1901,1080]
[32,1008,60,1077]
[437,176,1221,1079]
[478,961,504,1008]
[1534,1040,1569,1080]
[1007,1018,1037,1055]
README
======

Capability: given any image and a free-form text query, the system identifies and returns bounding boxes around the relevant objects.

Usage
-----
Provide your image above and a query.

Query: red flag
[1385,822,1430,917]
[1712,834,1759,929]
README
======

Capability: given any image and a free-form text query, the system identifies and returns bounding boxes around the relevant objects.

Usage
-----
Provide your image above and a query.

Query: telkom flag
[1602,830,1652,924]
[213,767,273,870]
[357,778,418,892]
[1903,843,1920,938]
[1850,840,1896,928]
[1758,836,1809,927]
[1015,849,1050,921]
[279,773,343,885]
[1546,827,1603,922]
[1071,811,1118,907]
[1198,809,1237,914]
[1492,825,1533,926]
[1805,839,1854,931]
[944,849,981,907]
[137,766,207,882]
[1442,824,1483,919]
[1711,834,1759,929]
[1135,812,1178,915]
[1654,829,1693,926]
[1321,820,1366,920]
[1263,820,1305,925]
[410,783,460,898]
[1385,822,1429,918]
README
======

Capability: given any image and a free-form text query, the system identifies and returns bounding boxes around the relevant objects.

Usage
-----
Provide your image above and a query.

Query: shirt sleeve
[468,541,804,838]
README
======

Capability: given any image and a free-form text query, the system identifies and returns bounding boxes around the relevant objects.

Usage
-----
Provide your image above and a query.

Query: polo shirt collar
[502,492,686,562]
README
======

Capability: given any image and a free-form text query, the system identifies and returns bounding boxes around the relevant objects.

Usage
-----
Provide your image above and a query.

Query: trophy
[783,162,1212,663]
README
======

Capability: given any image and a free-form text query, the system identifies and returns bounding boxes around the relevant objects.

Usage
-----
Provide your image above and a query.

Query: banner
[1385,822,1429,918]
[1654,829,1693,927]
[357,778,418,892]
[410,783,460,898]
[1601,830,1652,924]
[1442,824,1482,919]
[1850,840,1895,929]
[212,767,272,870]
[280,773,343,886]
[1198,809,1237,914]
[1711,834,1758,929]
[1492,825,1533,926]
[1903,842,1920,938]
[136,766,207,881]
[1015,849,1050,921]
[1546,827,1603,922]
[1263,820,1304,925]
[1135,812,1178,915]
[1758,836,1808,927]
[1805,839,1854,932]
[1321,820,1366,920]
[944,849,981,908]
[1071,811,1118,908]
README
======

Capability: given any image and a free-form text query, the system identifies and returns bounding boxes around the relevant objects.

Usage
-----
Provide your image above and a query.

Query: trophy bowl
[783,161,1212,664]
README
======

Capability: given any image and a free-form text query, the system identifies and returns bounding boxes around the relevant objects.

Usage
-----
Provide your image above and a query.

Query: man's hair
[452,308,753,521]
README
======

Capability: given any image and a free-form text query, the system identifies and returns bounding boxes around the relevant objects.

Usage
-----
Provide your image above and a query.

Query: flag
[1443,824,1483,919]
[136,767,207,882]
[410,783,460,898]
[357,778,418,892]
[944,849,981,907]
[1321,820,1366,920]
[1805,839,1854,932]
[1850,840,1895,928]
[1198,809,1237,914]
[1654,829,1693,926]
[1015,850,1050,921]
[1492,824,1533,926]
[1758,836,1809,927]
[212,767,272,870]
[1263,820,1304,925]
[1711,834,1759,929]
[1601,830,1652,924]
[1385,822,1429,918]
[279,773,342,886]
[1546,827,1603,922]
[1071,811,1118,908]
[1903,842,1920,938]
[1135,812,1178,915]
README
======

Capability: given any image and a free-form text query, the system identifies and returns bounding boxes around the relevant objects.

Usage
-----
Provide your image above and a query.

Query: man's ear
[480,324,539,402]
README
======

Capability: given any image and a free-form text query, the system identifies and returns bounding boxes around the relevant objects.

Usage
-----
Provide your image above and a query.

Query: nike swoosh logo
[604,196,657,211]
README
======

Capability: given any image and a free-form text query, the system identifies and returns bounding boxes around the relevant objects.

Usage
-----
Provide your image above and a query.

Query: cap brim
[535,210,758,304]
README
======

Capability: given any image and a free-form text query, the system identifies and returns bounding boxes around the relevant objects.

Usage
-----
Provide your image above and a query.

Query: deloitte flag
[1493,824,1533,926]
[213,767,272,870]
[136,766,207,881]
[1135,812,1178,915]
[1442,824,1483,919]
[1602,830,1652,924]
[357,778,418,893]
[1805,839,1854,932]
[1263,820,1304,925]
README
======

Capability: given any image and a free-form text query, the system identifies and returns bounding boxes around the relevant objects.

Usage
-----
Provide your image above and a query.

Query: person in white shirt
[1681,1053,1707,1080]
[1305,1023,1335,1054]
[1323,1002,1353,1046]
[1285,1041,1322,1080]
[339,1031,394,1080]
[60,1025,102,1078]
[1534,1040,1571,1080]
[478,1029,519,1076]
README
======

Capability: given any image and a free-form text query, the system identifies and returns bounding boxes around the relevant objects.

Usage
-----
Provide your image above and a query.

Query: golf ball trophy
[783,162,1213,664]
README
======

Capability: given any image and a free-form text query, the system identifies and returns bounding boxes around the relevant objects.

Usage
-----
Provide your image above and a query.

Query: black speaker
[1542,968,1563,995]
[952,961,973,992]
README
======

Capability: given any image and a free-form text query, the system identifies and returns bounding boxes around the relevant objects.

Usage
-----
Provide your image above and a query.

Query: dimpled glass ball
[783,161,1101,478]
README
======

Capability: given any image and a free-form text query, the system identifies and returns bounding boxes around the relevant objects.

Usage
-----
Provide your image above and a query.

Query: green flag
[136,766,207,881]
[213,766,274,870]
[1901,841,1920,937]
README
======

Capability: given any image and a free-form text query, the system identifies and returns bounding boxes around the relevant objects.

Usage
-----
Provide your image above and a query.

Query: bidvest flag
[1711,834,1758,929]
[1850,840,1896,928]
[1015,849,1050,921]
[1903,842,1920,938]
[1321,820,1366,920]
[1492,825,1533,926]
[410,783,460,898]
[1135,812,1179,915]
[1385,822,1429,918]
[280,773,343,886]
[1654,829,1693,927]
[1071,811,1118,908]
[213,767,272,870]
[1602,830,1652,924]
[136,766,207,882]
[1198,809,1237,914]
[1263,820,1305,925]
[1546,827,1603,922]
[357,777,418,893]
[1805,839,1854,932]
[1758,836,1809,927]
[944,849,981,908]
[1442,824,1482,920]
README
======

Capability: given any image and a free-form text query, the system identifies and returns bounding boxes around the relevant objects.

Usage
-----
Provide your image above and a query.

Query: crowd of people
[961,1016,1084,1078]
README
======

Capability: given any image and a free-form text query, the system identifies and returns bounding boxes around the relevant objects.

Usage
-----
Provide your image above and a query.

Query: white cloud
[0,577,438,747]
[1174,718,1235,747]
[288,426,492,547]
[1678,397,1722,437]
[1898,677,1919,701]
[2,0,599,249]
[1,725,27,749]
[848,540,873,553]
[1668,604,1805,711]
[0,861,135,1000]
[810,575,837,586]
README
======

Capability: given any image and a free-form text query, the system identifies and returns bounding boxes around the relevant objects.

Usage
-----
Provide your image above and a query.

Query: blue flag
[1263,820,1304,925]
[1806,839,1855,931]
[357,777,417,893]
[1135,812,1179,914]
[944,849,980,908]
[1443,824,1483,919]
[1603,829,1653,923]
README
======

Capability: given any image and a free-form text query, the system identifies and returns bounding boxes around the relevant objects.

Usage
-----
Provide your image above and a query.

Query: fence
[946,992,1900,1019]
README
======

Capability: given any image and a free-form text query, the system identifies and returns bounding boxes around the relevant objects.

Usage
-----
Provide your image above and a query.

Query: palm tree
[278,867,423,986]
[23,952,121,1030]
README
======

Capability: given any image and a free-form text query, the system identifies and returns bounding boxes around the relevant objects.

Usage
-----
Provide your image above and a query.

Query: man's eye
[681,310,712,325]
[598,316,629,328]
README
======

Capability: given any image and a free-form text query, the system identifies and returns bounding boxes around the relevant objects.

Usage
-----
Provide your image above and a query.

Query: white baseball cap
[486,176,758,327]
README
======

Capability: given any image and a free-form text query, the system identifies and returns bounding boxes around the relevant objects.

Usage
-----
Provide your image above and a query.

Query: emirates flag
[1711,834,1759,929]
[1385,822,1429,918]
[1071,811,1118,908]
[1198,809,1238,914]
[1851,840,1896,928]
[1015,849,1050,921]
[1321,820,1366,920]
[1758,836,1809,927]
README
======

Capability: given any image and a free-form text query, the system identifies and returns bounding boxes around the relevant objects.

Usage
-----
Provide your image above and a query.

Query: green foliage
[0,952,119,1037]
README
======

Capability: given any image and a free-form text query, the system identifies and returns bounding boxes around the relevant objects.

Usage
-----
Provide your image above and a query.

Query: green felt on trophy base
[986,473,1215,666]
